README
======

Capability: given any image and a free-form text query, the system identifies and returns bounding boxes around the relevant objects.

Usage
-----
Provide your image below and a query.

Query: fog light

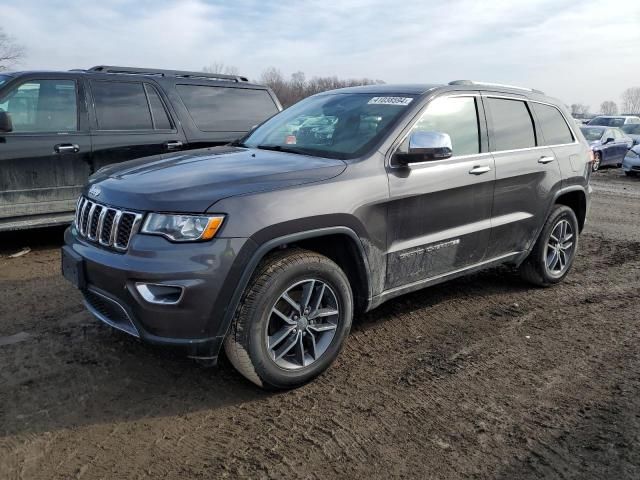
[135,283,184,305]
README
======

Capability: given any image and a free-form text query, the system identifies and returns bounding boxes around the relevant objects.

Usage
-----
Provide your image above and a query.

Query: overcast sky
[2,0,639,110]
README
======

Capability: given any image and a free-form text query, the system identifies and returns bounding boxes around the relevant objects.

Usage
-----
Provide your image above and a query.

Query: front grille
[75,196,143,251]
[83,289,139,337]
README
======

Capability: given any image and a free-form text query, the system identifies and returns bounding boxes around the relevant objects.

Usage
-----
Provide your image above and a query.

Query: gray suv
[62,80,592,389]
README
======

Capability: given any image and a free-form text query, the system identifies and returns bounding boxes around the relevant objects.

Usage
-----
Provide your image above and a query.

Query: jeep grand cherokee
[62,80,592,389]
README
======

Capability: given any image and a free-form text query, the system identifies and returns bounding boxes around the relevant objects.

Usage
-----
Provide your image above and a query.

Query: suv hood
[87,146,347,213]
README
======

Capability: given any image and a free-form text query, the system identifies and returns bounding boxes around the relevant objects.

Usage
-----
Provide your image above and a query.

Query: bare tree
[258,67,384,107]
[259,67,287,100]
[570,104,590,116]
[621,87,640,114]
[0,28,24,71]
[202,62,239,76]
[600,101,618,115]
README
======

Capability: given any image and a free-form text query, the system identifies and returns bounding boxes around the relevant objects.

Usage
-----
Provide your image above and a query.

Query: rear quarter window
[177,85,279,132]
[532,103,574,145]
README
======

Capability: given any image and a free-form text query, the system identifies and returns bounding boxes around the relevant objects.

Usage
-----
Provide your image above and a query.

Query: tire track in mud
[1,213,640,477]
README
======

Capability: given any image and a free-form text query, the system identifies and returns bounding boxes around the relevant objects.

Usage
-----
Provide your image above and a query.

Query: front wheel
[224,248,353,389]
[519,205,579,287]
[592,152,601,171]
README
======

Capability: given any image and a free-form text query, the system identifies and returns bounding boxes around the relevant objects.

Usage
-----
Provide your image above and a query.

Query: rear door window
[177,85,279,132]
[532,103,574,145]
[486,97,536,151]
[0,79,78,132]
[91,80,153,130]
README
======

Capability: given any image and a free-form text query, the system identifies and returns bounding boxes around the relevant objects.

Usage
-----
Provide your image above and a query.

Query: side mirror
[603,137,614,145]
[395,131,452,165]
[0,110,12,133]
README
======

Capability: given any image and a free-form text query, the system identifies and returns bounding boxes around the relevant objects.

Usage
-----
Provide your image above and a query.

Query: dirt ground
[1,169,639,480]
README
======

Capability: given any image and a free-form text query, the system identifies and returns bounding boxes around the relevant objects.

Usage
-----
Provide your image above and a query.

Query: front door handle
[538,156,555,164]
[165,140,183,151]
[469,165,491,175]
[54,143,80,154]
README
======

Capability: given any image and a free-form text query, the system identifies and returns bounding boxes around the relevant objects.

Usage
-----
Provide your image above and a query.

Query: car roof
[316,82,562,104]
[318,84,442,95]
[2,68,268,89]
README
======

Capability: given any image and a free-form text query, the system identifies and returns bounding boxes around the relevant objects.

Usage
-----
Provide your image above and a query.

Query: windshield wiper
[229,139,248,147]
[256,144,309,155]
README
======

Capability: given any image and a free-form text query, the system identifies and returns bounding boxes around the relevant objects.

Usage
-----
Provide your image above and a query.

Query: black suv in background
[0,66,281,231]
[63,81,592,389]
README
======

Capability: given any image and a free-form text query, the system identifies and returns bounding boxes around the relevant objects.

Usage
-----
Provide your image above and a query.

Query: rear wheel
[520,205,579,287]
[224,248,353,389]
[592,152,601,171]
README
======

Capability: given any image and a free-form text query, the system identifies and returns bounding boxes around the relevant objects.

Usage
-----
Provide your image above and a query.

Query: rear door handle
[538,156,555,164]
[54,143,80,154]
[469,165,491,175]
[165,140,183,151]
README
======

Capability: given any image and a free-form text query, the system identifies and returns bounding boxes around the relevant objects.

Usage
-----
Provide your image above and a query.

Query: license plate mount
[61,246,86,289]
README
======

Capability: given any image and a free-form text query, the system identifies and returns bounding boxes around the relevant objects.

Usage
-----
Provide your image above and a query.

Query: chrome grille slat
[87,203,99,240]
[80,200,92,236]
[74,196,143,252]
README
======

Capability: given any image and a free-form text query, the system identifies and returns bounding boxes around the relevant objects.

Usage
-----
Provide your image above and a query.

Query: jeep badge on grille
[88,185,101,198]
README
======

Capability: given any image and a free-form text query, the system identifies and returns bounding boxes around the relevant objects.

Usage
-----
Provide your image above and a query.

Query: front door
[385,93,494,290]
[0,76,91,228]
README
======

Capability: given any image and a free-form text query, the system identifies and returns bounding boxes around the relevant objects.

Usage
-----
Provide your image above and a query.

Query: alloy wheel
[266,279,340,370]
[544,219,574,277]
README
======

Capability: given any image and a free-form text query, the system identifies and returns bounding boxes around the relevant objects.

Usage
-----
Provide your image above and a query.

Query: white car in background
[587,115,640,127]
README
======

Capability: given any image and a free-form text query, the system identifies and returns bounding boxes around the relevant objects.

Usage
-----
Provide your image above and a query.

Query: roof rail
[87,66,249,82]
[448,80,544,95]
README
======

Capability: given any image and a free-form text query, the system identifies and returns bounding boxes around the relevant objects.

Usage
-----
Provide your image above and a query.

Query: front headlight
[141,213,225,242]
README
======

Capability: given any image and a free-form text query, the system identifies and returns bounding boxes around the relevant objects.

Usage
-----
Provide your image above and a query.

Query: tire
[519,205,579,287]
[224,248,353,389]
[592,152,601,171]
[624,171,636,177]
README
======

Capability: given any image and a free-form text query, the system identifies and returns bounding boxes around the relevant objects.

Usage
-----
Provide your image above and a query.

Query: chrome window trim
[386,91,581,169]
[483,94,580,149]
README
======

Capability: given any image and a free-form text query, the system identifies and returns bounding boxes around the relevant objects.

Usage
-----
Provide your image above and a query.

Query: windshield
[580,127,604,141]
[622,124,640,135]
[589,117,625,127]
[0,75,10,87]
[242,93,417,159]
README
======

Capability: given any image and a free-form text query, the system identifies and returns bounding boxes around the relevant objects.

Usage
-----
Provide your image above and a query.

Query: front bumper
[622,151,640,173]
[63,225,254,359]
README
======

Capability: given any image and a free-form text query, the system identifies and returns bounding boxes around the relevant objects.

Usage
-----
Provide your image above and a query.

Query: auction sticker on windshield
[367,97,413,106]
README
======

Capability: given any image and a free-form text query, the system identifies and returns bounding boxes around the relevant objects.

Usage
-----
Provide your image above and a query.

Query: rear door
[0,76,91,228]
[530,101,580,186]
[87,79,186,171]
[483,95,562,258]
[385,93,495,289]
